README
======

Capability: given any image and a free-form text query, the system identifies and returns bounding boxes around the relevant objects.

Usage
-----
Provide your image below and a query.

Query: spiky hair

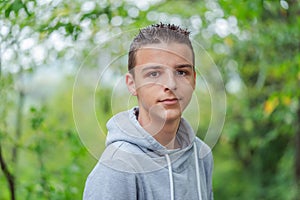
[128,23,194,72]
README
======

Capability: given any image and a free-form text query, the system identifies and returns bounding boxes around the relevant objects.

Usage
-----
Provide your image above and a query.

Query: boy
[83,23,214,200]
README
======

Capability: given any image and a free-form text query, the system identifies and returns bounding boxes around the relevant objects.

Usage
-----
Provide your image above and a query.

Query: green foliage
[2,0,33,18]
[214,0,300,199]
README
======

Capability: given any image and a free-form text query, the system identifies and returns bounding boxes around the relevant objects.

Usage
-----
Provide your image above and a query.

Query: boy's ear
[125,73,137,96]
[193,70,196,89]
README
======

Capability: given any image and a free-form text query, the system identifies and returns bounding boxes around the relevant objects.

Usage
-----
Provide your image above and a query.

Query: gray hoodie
[83,107,213,200]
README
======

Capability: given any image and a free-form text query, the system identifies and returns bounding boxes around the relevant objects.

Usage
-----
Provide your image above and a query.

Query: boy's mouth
[158,98,179,105]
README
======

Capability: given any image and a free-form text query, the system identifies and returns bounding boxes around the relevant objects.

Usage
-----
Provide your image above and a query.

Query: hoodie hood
[100,107,201,174]
[106,107,196,155]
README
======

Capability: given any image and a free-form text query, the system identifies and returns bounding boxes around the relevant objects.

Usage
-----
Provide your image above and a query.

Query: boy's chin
[146,104,183,122]
[161,109,182,122]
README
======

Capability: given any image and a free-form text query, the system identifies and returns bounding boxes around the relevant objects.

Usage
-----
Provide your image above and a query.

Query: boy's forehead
[136,43,193,64]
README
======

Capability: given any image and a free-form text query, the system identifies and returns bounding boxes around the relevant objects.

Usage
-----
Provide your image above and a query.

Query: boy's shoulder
[194,137,213,160]
[99,141,166,174]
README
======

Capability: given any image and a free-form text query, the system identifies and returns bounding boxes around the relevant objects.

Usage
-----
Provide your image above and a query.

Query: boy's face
[126,42,195,123]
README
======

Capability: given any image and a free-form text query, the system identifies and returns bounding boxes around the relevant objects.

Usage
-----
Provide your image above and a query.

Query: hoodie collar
[106,107,196,155]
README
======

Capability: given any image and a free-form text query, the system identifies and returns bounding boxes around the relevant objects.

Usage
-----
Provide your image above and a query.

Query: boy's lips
[158,98,180,105]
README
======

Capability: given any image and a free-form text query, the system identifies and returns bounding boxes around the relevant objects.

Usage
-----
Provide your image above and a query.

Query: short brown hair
[128,23,195,73]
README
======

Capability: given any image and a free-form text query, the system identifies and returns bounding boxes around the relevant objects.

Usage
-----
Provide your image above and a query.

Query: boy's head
[125,23,196,124]
[128,23,195,73]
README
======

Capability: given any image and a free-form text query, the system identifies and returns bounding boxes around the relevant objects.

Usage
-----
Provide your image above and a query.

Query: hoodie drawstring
[165,142,202,200]
[165,154,174,200]
[194,141,202,200]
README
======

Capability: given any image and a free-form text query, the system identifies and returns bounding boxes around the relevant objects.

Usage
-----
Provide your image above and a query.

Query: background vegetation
[0,0,299,199]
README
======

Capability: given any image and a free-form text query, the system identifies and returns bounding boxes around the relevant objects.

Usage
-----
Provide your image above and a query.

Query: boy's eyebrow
[141,65,163,72]
[140,64,194,72]
[174,64,194,69]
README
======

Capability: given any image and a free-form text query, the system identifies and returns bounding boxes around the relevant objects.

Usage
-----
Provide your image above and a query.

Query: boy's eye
[176,70,187,76]
[148,71,160,77]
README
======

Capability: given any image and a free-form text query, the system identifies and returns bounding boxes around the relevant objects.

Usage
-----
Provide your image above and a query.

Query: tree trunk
[12,91,25,163]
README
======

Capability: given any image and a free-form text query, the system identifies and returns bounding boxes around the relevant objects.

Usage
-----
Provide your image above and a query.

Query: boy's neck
[154,120,181,149]
[138,115,181,149]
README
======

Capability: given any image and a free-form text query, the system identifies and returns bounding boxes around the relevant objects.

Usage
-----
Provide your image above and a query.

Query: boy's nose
[163,71,177,91]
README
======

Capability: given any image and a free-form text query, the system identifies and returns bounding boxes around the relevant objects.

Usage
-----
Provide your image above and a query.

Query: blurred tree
[0,0,111,199]
[215,0,300,199]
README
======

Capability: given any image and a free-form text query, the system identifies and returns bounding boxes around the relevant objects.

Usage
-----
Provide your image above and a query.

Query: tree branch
[0,143,15,200]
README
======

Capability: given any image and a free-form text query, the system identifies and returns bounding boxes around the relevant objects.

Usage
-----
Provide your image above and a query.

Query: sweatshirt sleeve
[83,161,137,200]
